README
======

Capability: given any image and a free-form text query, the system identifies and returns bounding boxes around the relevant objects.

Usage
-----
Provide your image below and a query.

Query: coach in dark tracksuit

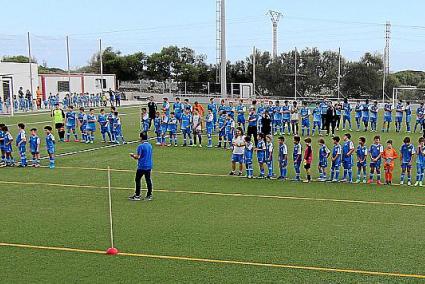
[147,96,157,129]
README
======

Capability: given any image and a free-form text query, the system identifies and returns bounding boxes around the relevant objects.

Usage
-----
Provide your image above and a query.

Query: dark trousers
[247,125,258,146]
[135,169,153,197]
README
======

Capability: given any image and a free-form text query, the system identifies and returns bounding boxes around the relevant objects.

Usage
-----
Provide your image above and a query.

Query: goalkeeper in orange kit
[382,140,399,185]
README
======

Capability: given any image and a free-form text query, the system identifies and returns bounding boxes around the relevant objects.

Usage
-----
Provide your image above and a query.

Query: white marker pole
[106,166,118,255]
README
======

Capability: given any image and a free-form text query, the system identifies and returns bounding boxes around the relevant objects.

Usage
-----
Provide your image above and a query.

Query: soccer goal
[393,86,425,105]
[0,76,14,117]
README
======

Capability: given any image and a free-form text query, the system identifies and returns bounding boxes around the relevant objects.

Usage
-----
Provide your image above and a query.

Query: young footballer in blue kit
[65,106,78,142]
[318,138,330,182]
[415,137,425,187]
[265,135,274,179]
[208,98,218,129]
[300,102,310,136]
[405,101,412,133]
[342,98,352,131]
[244,136,254,178]
[225,113,235,149]
[216,112,226,148]
[44,126,55,169]
[361,100,370,131]
[29,128,41,167]
[86,108,97,143]
[77,107,88,143]
[354,102,362,131]
[312,102,322,136]
[181,108,193,147]
[277,136,288,180]
[16,123,27,167]
[98,109,111,143]
[400,136,415,186]
[140,108,150,133]
[0,124,5,164]
[293,135,302,181]
[167,112,178,147]
[414,103,424,133]
[3,126,14,166]
[154,111,161,145]
[256,133,266,178]
[395,100,404,133]
[368,135,383,185]
[206,110,214,148]
[369,101,378,132]
[341,133,355,183]
[236,100,246,132]
[173,97,183,124]
[355,137,368,183]
[282,101,291,135]
[329,136,342,182]
[159,111,169,146]
[272,101,282,135]
[112,112,126,144]
[382,102,392,133]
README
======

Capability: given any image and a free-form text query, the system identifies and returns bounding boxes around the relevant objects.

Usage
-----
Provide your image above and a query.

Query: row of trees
[3,46,425,99]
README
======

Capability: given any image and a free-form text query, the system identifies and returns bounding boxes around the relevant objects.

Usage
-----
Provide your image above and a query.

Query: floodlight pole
[294,47,298,100]
[337,47,341,100]
[267,10,283,59]
[66,36,71,93]
[27,32,34,96]
[99,39,104,95]
[382,21,391,103]
[220,0,227,98]
[252,46,256,97]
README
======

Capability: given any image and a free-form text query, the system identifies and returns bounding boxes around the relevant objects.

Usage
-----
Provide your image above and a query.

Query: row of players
[229,131,425,186]
[157,97,425,136]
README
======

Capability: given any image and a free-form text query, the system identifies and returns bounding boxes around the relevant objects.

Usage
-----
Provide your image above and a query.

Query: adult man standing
[147,96,157,129]
[129,132,153,201]
[51,103,65,142]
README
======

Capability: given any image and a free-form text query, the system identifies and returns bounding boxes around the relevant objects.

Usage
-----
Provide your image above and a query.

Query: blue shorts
[101,126,109,134]
[370,117,377,123]
[86,125,96,132]
[206,127,214,135]
[47,148,55,155]
[232,154,244,163]
[319,160,328,168]
[401,163,412,170]
[282,118,290,124]
[416,119,424,124]
[313,121,321,128]
[362,117,369,123]
[237,116,246,124]
[343,115,351,121]
[384,116,392,122]
[279,160,288,168]
[168,130,177,136]
[357,161,367,168]
[302,119,310,127]
[80,125,86,132]
[343,160,353,169]
[175,113,182,121]
[219,128,225,137]
[370,161,381,168]
[273,120,281,126]
[257,153,266,164]
[396,116,403,123]
[332,161,341,169]
[66,125,75,130]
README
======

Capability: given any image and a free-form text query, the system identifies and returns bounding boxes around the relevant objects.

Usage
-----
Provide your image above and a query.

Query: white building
[0,62,38,102]
[39,73,117,100]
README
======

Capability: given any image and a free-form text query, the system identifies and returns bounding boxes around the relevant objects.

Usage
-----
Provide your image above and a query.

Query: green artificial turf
[0,105,424,283]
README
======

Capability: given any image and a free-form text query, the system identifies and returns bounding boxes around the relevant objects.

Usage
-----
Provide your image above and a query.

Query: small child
[415,137,425,187]
[329,136,342,182]
[159,111,169,146]
[141,108,150,133]
[400,136,415,186]
[277,136,288,180]
[265,135,274,179]
[244,136,254,178]
[368,135,383,185]
[224,113,235,149]
[86,108,97,144]
[3,126,14,166]
[382,140,398,185]
[65,106,78,142]
[216,112,226,148]
[318,138,330,182]
[300,103,310,136]
[154,111,162,145]
[29,128,41,167]
[256,133,266,178]
[312,103,321,136]
[167,112,178,147]
[206,110,214,148]
[113,112,126,145]
[341,133,355,183]
[77,107,88,143]
[192,109,203,147]
[355,137,368,183]
[293,135,302,181]
[303,137,313,183]
[181,109,193,147]
[16,123,27,167]
[98,109,111,143]
[0,123,6,164]
[44,126,55,169]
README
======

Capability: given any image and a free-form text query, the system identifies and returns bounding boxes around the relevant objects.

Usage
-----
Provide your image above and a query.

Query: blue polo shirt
[137,142,153,170]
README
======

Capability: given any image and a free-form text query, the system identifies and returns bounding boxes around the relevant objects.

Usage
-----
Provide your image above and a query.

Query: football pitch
[1,105,424,283]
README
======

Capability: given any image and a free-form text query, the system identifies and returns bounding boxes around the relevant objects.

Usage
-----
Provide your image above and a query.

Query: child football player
[341,133,355,183]
[192,109,203,147]
[244,136,254,178]
[329,136,342,182]
[3,126,14,166]
[112,112,126,145]
[382,140,398,185]
[355,137,368,183]
[368,135,383,185]
[318,138,330,182]
[159,111,169,146]
[77,107,88,143]
[44,126,55,169]
[400,136,415,186]
[382,102,392,133]
[98,109,111,143]
[277,136,288,180]
[256,133,266,179]
[303,137,313,183]
[354,102,362,131]
[154,111,162,145]
[181,109,193,147]
[224,113,235,149]
[414,103,425,133]
[29,128,41,167]
[16,123,27,167]
[0,123,5,164]
[265,135,274,179]
[415,137,425,186]
[293,135,302,181]
[206,109,214,148]
[216,111,226,148]
[300,102,310,136]
[312,102,321,136]
[65,106,78,142]
[86,108,97,143]
[167,112,178,147]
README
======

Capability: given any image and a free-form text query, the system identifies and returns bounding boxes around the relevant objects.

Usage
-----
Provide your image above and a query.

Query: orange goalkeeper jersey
[382,148,399,167]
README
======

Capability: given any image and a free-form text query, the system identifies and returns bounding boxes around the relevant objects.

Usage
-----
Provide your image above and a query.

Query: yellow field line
[1,180,424,208]
[0,242,424,279]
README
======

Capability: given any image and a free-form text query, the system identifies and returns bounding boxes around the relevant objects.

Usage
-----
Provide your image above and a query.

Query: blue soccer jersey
[293,143,302,164]
[342,140,354,162]
[4,132,13,153]
[154,117,161,133]
[86,114,97,131]
[173,102,183,118]
[78,112,87,130]
[356,145,368,166]
[319,145,330,167]
[417,145,425,165]
[0,130,5,150]
[355,104,362,118]
[400,143,415,164]
[248,113,257,127]
[98,114,108,129]
[65,111,77,128]
[313,107,321,122]
[244,142,254,163]
[257,140,266,163]
[370,143,383,165]
[46,133,55,154]
[29,135,40,153]
[416,107,424,122]
[332,144,342,167]
[343,103,351,117]
[396,103,404,119]
[282,105,291,120]
[168,117,178,133]
[181,113,192,130]
[278,143,288,166]
[361,104,369,119]
[320,102,328,115]
[369,105,378,120]
[16,130,26,151]
[206,113,214,133]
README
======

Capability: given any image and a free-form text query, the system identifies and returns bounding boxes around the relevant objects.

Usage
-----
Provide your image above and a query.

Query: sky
[1,0,425,71]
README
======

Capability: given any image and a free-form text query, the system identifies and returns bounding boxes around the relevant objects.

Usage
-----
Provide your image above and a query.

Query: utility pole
[382,21,391,103]
[337,47,341,100]
[294,47,298,100]
[267,10,282,59]
[27,32,33,96]
[252,46,256,97]
[216,0,227,97]
[66,36,71,92]
[99,39,104,95]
